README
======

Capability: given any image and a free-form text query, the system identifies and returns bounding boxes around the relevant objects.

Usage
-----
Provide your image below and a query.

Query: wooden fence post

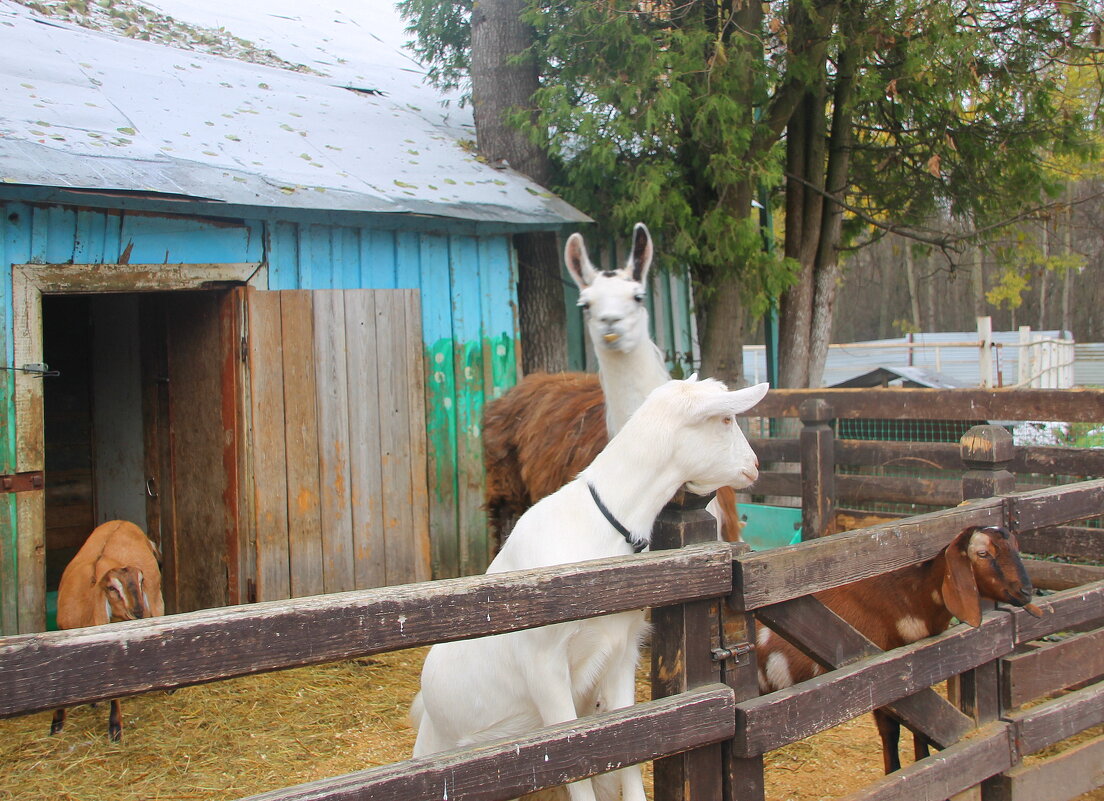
[800,399,836,540]
[651,491,725,801]
[958,424,1015,800]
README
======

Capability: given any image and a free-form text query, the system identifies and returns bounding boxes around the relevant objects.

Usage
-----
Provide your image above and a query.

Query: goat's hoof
[108,725,121,742]
[49,723,62,736]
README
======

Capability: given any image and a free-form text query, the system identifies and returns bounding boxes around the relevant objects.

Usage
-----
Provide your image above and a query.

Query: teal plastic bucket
[738,504,803,550]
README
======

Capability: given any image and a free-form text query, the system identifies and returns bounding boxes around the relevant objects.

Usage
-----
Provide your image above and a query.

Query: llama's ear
[727,382,770,415]
[628,223,653,284]
[565,232,595,289]
[942,528,982,627]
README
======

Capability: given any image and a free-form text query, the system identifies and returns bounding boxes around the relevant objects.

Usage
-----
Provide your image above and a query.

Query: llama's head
[618,376,770,495]
[565,223,654,356]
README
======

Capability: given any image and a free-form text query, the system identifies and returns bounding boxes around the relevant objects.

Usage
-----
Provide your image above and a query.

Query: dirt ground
[0,649,1100,801]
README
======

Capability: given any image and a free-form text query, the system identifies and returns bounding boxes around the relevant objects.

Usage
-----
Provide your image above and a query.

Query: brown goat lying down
[52,519,165,741]
[483,371,742,550]
[756,524,1043,774]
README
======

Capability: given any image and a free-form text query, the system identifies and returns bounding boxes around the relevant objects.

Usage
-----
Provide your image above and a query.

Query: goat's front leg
[598,653,646,801]
[528,661,598,801]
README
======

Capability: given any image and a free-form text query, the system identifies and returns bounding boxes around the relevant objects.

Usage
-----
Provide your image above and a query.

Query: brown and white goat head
[941,525,1043,628]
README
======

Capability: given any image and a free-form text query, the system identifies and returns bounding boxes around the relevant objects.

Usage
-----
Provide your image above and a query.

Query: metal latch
[712,641,753,665]
[3,363,60,377]
[1,471,45,493]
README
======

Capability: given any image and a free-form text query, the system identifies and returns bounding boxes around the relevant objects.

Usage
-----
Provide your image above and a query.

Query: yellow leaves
[927,153,942,178]
[885,78,899,100]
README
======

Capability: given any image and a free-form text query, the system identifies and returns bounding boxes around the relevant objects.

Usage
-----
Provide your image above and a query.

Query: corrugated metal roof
[0,1,589,226]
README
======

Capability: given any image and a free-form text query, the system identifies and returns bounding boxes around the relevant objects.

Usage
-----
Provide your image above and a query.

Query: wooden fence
[1,426,1102,799]
[748,387,1104,542]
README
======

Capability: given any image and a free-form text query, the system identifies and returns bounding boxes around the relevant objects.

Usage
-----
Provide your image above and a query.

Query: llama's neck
[582,427,688,543]
[596,338,670,435]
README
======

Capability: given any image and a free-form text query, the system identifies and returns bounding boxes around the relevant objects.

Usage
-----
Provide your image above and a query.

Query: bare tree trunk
[779,88,826,388]
[698,276,748,387]
[470,0,567,373]
[804,39,859,387]
[1038,222,1049,330]
[971,241,987,318]
[905,242,921,331]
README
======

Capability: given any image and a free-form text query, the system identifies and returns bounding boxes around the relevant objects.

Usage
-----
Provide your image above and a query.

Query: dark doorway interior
[42,291,235,625]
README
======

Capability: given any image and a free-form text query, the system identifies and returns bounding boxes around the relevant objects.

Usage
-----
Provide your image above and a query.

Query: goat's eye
[634,292,645,303]
[577,300,589,310]
[107,586,120,595]
[722,416,733,426]
[977,550,991,559]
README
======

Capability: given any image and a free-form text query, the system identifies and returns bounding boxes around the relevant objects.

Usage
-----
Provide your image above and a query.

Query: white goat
[51,519,164,741]
[412,376,770,801]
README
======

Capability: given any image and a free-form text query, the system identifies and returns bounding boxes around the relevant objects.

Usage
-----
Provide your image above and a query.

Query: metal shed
[0,2,588,634]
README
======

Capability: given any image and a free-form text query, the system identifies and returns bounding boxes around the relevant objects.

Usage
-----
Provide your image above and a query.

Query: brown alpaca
[483,371,743,550]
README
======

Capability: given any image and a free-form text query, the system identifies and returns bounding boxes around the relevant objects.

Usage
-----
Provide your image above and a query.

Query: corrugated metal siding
[1,201,519,582]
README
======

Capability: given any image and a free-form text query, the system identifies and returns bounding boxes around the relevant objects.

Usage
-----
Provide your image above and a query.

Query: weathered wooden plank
[280,291,325,598]
[1017,526,1104,560]
[651,505,724,801]
[402,290,431,584]
[834,439,962,471]
[1006,679,1104,756]
[247,290,291,602]
[375,291,418,586]
[12,267,45,633]
[1013,446,1104,478]
[752,388,1104,424]
[313,291,355,594]
[986,733,1104,801]
[733,615,1013,756]
[800,399,836,540]
[756,596,973,749]
[836,474,963,508]
[168,293,231,612]
[1007,479,1104,531]
[834,724,1013,801]
[1008,580,1104,643]
[747,437,799,463]
[1023,559,1104,591]
[12,262,261,293]
[755,437,1104,478]
[747,471,801,498]
[1002,627,1104,708]
[343,291,386,590]
[732,501,1004,610]
[0,543,733,716]
[237,685,736,801]
[448,236,489,577]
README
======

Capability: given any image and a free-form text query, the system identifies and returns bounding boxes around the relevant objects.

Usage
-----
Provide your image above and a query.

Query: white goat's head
[565,223,653,356]
[618,376,770,495]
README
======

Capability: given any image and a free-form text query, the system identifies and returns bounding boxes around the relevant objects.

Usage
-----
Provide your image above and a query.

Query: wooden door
[243,288,430,601]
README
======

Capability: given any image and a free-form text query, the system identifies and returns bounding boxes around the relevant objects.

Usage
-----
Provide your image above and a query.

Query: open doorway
[42,290,239,625]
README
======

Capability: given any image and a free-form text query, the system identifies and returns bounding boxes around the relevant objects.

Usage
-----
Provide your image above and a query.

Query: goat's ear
[564,232,595,289]
[942,528,982,627]
[727,382,770,415]
[628,223,653,284]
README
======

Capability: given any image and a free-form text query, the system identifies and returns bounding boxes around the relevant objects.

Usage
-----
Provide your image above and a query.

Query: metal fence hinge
[1,471,45,493]
[712,641,753,664]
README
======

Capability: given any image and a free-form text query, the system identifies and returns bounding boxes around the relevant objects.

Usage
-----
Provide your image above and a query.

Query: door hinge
[1,471,45,493]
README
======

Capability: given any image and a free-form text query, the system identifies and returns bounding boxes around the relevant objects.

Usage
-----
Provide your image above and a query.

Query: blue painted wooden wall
[0,201,520,632]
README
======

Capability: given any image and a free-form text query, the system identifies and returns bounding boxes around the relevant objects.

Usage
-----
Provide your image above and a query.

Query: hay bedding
[1,650,1100,801]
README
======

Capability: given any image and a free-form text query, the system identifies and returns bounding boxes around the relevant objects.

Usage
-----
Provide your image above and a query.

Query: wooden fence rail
[1,429,1102,800]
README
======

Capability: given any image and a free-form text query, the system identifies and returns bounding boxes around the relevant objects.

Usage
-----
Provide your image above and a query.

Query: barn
[0,2,589,634]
